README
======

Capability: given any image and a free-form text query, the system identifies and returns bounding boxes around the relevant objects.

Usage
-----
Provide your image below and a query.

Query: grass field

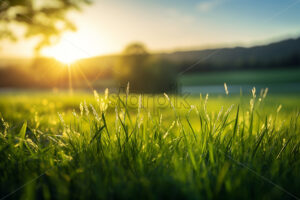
[0,88,300,199]
[179,68,300,86]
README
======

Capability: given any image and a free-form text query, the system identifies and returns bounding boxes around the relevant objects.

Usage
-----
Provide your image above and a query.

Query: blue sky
[116,0,300,38]
[1,0,300,58]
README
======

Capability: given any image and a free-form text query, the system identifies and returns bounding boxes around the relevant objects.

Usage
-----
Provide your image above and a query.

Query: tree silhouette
[116,43,177,93]
[116,43,149,90]
[0,0,91,52]
[122,43,148,56]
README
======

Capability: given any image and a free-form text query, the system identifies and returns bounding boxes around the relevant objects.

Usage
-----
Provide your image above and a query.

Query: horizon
[1,34,299,61]
[1,0,300,61]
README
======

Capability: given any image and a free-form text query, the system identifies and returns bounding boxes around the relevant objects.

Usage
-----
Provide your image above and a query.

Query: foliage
[0,0,91,52]
[0,90,300,199]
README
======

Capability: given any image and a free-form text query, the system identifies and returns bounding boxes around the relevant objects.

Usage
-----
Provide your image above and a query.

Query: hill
[161,37,300,72]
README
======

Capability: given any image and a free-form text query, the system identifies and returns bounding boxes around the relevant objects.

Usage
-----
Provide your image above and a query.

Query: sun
[54,53,79,65]
[41,41,88,64]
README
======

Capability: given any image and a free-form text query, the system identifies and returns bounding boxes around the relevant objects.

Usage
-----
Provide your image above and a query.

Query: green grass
[179,68,300,86]
[0,88,300,199]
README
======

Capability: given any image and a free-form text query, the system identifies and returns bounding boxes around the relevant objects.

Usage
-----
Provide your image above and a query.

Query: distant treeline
[0,37,300,91]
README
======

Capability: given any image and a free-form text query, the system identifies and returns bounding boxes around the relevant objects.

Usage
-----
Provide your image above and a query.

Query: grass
[0,87,300,200]
[179,68,300,86]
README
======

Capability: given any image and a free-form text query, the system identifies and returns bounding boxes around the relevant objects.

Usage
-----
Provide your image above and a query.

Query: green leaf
[90,125,105,144]
[18,121,27,148]
[19,121,27,139]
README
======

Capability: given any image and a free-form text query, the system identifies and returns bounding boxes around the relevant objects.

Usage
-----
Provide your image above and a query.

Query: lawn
[0,88,300,199]
[179,68,300,86]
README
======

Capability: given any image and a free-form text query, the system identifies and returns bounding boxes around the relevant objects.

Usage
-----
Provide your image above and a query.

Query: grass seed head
[252,87,256,98]
[94,90,100,103]
[105,88,109,100]
[277,104,282,113]
[224,83,229,95]
[72,109,77,117]
[263,88,268,99]
[80,102,84,116]
[90,104,100,121]
[84,100,89,116]
[58,112,65,125]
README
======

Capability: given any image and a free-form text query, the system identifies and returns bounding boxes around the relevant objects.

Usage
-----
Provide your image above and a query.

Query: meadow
[179,68,300,86]
[0,87,300,200]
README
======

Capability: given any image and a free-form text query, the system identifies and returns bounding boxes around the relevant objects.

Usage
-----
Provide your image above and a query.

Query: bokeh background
[1,0,300,94]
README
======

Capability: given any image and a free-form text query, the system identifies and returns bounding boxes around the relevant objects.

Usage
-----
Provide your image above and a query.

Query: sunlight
[56,54,78,65]
[41,40,88,64]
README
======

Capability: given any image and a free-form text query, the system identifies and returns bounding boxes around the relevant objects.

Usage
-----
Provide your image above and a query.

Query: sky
[1,0,300,59]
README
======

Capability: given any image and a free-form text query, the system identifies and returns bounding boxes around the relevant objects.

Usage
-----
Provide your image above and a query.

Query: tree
[115,43,177,93]
[115,43,149,90]
[0,0,91,52]
[122,43,148,56]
